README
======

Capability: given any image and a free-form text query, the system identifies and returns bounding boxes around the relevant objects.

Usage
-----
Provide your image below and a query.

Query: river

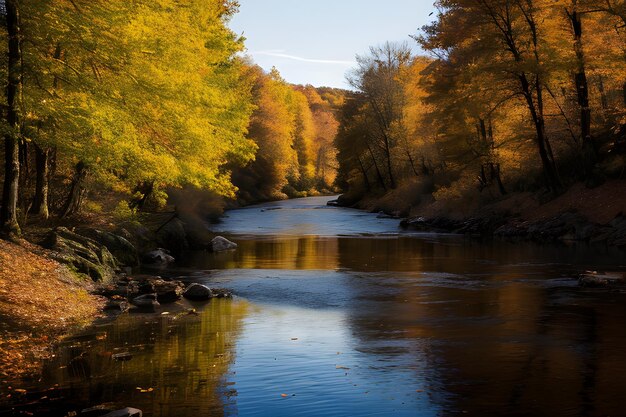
[12,196,626,416]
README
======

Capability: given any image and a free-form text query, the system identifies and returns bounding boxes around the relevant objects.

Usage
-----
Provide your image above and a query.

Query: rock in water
[142,248,175,265]
[153,279,185,303]
[211,236,237,252]
[102,408,142,417]
[183,283,214,301]
[131,293,160,311]
[80,406,142,417]
[578,271,626,288]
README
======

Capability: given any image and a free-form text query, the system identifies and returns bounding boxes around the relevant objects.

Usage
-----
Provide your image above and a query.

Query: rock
[131,293,160,311]
[183,283,214,301]
[78,228,140,267]
[155,217,188,256]
[376,211,398,219]
[111,352,133,362]
[44,227,117,282]
[142,248,175,265]
[578,271,626,288]
[80,405,142,417]
[153,279,185,303]
[326,199,339,207]
[104,300,130,312]
[102,408,142,417]
[210,236,237,252]
[211,288,233,298]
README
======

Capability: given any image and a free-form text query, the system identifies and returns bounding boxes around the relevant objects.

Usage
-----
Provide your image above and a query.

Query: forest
[1,0,626,235]
[336,0,626,220]
[0,0,343,236]
[1,2,626,415]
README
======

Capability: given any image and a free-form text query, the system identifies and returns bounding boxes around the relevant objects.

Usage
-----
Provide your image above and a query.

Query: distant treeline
[336,1,626,210]
[0,0,344,235]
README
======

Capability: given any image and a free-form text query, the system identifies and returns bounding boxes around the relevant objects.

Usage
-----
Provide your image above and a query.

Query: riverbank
[338,179,626,247]
[0,239,104,383]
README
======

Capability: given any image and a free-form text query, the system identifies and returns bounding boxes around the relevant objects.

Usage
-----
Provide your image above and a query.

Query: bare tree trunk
[356,155,371,191]
[61,161,88,218]
[366,141,387,191]
[491,163,507,195]
[31,144,50,219]
[598,76,608,111]
[1,0,23,236]
[568,5,597,175]
[520,74,562,192]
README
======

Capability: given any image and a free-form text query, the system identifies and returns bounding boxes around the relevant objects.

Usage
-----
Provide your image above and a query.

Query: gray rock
[156,217,188,255]
[44,227,117,282]
[102,408,142,417]
[131,293,160,311]
[80,405,141,417]
[153,279,185,303]
[143,248,175,265]
[578,271,626,288]
[183,283,214,301]
[78,228,139,267]
[211,236,237,252]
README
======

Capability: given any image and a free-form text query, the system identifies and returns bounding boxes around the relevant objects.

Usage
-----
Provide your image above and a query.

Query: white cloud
[252,50,355,66]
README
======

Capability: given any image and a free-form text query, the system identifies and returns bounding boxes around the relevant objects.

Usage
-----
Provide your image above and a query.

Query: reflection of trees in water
[43,300,248,417]
[335,239,626,415]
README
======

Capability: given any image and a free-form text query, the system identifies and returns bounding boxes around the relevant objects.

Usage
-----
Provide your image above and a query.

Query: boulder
[183,283,214,301]
[155,217,188,256]
[44,227,117,282]
[153,279,185,303]
[142,248,175,265]
[80,405,142,417]
[210,236,237,252]
[578,271,626,288]
[131,293,160,311]
[78,228,139,267]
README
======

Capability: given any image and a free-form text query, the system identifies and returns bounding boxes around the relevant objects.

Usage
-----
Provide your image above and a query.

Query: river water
[13,196,626,416]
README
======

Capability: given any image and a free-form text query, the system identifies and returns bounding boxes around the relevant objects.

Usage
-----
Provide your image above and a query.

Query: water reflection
[178,229,626,416]
[183,235,623,274]
[39,300,248,417]
[9,196,626,416]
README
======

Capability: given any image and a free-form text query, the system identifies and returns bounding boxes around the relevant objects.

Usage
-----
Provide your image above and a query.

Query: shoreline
[333,179,626,249]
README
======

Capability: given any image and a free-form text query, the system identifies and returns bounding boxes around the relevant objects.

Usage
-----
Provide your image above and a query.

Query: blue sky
[228,0,436,89]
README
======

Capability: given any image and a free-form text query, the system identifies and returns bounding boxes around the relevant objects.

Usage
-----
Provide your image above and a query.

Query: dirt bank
[0,239,104,385]
[343,180,626,247]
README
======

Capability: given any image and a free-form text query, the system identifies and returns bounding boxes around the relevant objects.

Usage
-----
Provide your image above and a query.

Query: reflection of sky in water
[226,305,443,417]
[20,197,626,416]
[212,196,411,237]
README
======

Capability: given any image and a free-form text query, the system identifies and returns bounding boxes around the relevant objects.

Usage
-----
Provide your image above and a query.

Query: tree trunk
[406,149,420,178]
[568,7,597,175]
[356,155,371,191]
[366,141,387,191]
[519,73,562,193]
[1,0,22,236]
[61,161,88,218]
[598,76,608,111]
[383,133,396,189]
[31,144,50,219]
[491,163,507,195]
